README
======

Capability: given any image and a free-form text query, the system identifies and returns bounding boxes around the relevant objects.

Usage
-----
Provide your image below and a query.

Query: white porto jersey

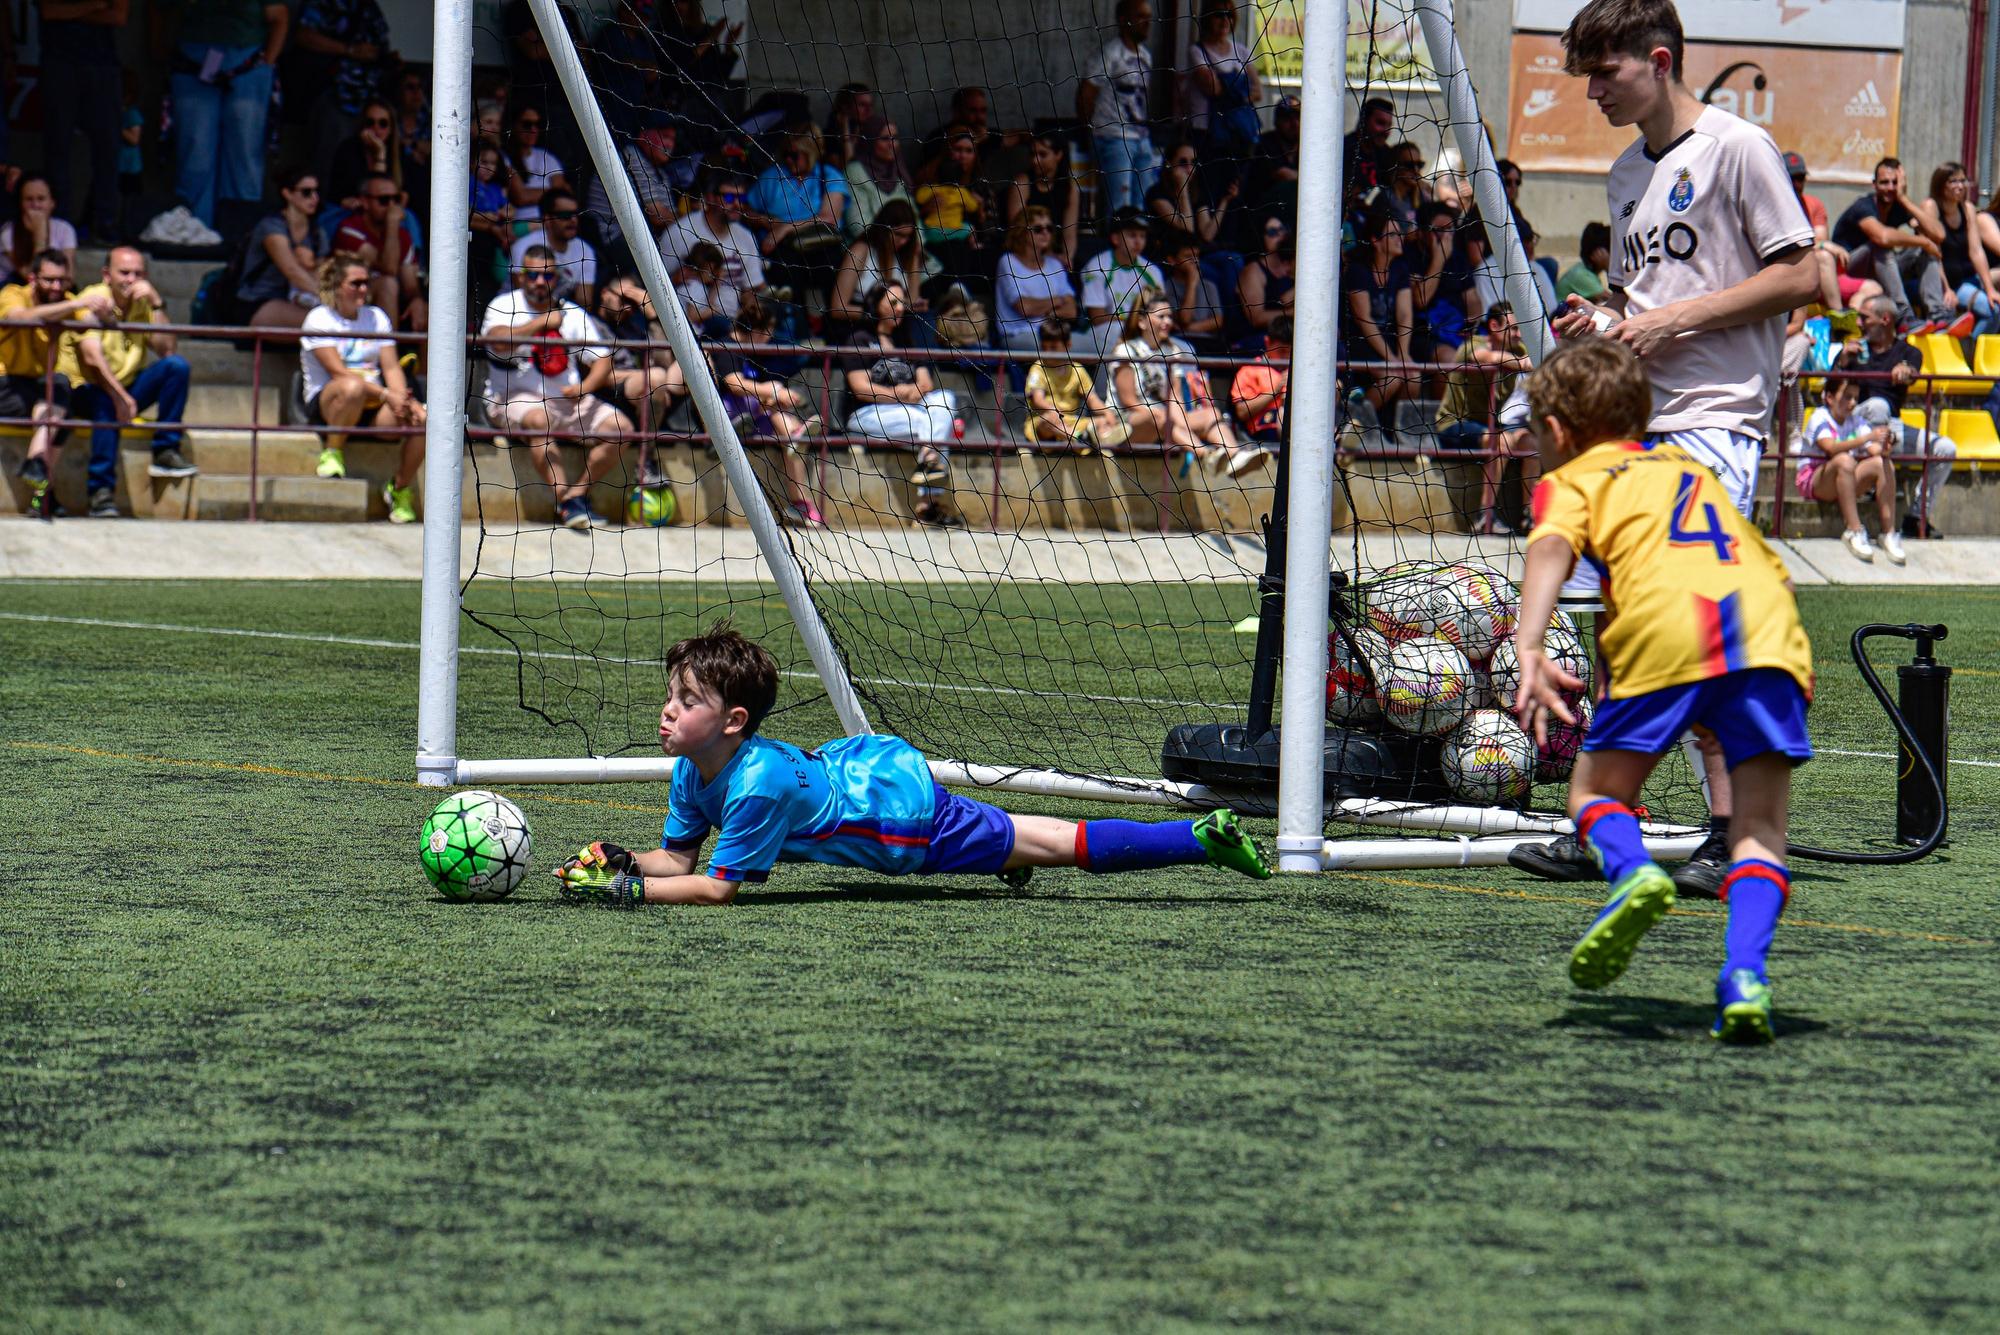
[1606,104,1814,436]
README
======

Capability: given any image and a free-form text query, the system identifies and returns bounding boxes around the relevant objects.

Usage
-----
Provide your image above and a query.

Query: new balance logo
[1620,200,1637,220]
[1845,81,1888,119]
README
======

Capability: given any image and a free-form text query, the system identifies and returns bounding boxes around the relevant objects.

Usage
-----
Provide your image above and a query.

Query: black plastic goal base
[1159,724,1452,803]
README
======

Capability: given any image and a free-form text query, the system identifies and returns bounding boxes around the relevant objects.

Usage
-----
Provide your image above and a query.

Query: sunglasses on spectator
[292,184,320,196]
[367,192,402,203]
[717,190,747,202]
[343,278,370,290]
[365,117,392,128]
[546,208,580,220]
[1264,223,1285,235]
[1172,156,1196,167]
[518,117,543,128]
[521,270,558,282]
[1028,224,1051,233]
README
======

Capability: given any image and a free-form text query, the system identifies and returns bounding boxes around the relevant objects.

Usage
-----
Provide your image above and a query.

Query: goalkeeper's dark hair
[1561,0,1685,80]
[666,618,780,734]
[1526,336,1653,449]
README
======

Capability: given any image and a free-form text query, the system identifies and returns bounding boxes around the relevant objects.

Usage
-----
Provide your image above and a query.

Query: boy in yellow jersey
[1512,338,1813,1043]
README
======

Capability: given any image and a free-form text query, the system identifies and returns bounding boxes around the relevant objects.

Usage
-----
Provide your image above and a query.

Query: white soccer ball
[1486,610,1593,712]
[1545,607,1595,698]
[1325,625,1390,726]
[1364,561,1445,642]
[1442,710,1537,805]
[1376,635,1471,737]
[1427,562,1519,663]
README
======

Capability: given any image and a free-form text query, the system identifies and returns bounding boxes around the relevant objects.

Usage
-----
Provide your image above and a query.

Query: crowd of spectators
[7,0,2000,531]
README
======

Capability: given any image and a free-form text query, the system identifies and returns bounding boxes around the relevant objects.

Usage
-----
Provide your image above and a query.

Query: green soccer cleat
[316,447,346,478]
[1193,809,1272,880]
[1568,863,1676,990]
[1712,968,1776,1045]
[382,480,417,524]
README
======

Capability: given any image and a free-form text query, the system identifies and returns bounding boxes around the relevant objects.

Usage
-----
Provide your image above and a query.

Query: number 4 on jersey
[1668,471,1739,563]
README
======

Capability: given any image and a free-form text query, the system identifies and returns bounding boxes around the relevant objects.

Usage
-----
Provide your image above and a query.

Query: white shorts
[1559,427,1763,602]
[488,392,631,441]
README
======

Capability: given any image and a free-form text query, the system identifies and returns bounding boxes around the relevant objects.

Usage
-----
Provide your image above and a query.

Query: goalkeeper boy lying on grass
[1511,337,1813,1044]
[555,622,1270,905]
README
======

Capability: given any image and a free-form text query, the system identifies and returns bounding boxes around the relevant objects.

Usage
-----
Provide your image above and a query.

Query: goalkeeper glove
[554,858,646,907]
[574,840,639,875]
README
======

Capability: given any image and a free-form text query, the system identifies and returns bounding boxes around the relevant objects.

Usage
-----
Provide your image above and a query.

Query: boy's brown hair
[1526,336,1653,449]
[665,618,780,734]
[1561,0,1685,80]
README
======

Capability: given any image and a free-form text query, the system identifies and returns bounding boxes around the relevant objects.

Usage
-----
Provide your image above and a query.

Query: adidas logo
[1845,81,1888,119]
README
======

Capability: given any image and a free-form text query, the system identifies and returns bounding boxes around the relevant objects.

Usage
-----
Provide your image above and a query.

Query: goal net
[420,0,1712,866]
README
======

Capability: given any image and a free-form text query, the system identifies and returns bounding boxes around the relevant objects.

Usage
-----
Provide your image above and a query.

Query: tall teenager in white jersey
[1513,0,1819,895]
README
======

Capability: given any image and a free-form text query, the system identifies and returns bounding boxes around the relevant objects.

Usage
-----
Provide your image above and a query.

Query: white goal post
[413,0,1703,871]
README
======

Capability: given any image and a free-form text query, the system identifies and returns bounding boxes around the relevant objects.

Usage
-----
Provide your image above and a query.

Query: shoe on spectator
[1841,528,1875,562]
[913,500,964,528]
[1944,312,1977,340]
[558,497,604,530]
[1225,445,1273,478]
[139,205,224,248]
[316,447,346,478]
[1882,529,1906,565]
[19,455,48,484]
[382,480,418,524]
[1092,419,1131,449]
[787,500,825,527]
[88,486,119,517]
[637,459,668,489]
[909,451,949,487]
[1903,513,1943,539]
[149,448,198,478]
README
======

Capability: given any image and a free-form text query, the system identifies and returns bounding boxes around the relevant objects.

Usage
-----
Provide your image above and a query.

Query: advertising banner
[1514,0,1908,50]
[1506,32,1900,182]
[1251,0,1437,90]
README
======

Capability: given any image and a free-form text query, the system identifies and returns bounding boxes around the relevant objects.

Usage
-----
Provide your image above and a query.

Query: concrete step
[189,430,330,476]
[184,383,288,423]
[120,456,372,522]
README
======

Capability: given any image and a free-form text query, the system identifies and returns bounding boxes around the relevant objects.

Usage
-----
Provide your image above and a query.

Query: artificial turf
[3,578,1997,1331]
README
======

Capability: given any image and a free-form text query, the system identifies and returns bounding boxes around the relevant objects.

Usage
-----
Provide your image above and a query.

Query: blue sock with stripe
[1575,798,1648,885]
[1075,819,1205,873]
[1720,859,1789,982]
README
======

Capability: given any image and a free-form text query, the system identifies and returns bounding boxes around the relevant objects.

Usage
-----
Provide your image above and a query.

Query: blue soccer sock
[1575,798,1650,885]
[1075,819,1206,873]
[1720,859,1789,981]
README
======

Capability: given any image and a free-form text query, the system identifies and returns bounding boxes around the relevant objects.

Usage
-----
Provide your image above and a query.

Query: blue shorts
[1584,668,1813,770]
[917,785,1017,875]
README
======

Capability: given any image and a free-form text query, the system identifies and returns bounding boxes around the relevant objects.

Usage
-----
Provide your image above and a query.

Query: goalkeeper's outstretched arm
[555,841,740,905]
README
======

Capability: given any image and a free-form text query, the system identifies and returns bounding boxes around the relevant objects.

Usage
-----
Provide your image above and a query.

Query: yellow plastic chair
[1900,408,1929,434]
[1913,334,1986,396]
[1975,334,2000,380]
[1938,409,2000,463]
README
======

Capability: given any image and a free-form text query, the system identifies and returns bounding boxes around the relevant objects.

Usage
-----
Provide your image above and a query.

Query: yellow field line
[5,740,672,815]
[11,738,1992,944]
[1343,873,1992,946]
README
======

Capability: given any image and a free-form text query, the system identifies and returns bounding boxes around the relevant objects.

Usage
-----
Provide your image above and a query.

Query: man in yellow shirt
[59,246,196,517]
[1,248,113,501]
[1513,337,1812,1044]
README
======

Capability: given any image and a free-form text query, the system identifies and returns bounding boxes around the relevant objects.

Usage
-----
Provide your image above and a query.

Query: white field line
[0,611,1224,712]
[7,611,1998,769]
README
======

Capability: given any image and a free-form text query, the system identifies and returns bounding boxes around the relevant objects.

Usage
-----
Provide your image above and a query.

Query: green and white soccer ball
[1376,634,1471,737]
[626,485,678,527]
[420,791,533,902]
[1442,710,1537,805]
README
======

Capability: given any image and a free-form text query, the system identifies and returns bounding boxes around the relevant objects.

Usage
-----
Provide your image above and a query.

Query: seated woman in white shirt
[993,205,1078,355]
[1107,296,1258,475]
[301,256,427,522]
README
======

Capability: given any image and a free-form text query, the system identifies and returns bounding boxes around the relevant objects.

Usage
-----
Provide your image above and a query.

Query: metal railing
[7,317,1830,531]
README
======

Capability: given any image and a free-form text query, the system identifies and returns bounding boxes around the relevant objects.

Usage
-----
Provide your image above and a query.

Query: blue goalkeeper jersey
[662,733,939,882]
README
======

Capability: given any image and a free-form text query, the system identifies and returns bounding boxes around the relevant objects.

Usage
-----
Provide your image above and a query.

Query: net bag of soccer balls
[421,791,534,901]
[1327,560,1595,805]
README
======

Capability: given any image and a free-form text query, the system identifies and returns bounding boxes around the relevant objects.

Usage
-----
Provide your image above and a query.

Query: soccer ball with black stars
[420,791,533,902]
